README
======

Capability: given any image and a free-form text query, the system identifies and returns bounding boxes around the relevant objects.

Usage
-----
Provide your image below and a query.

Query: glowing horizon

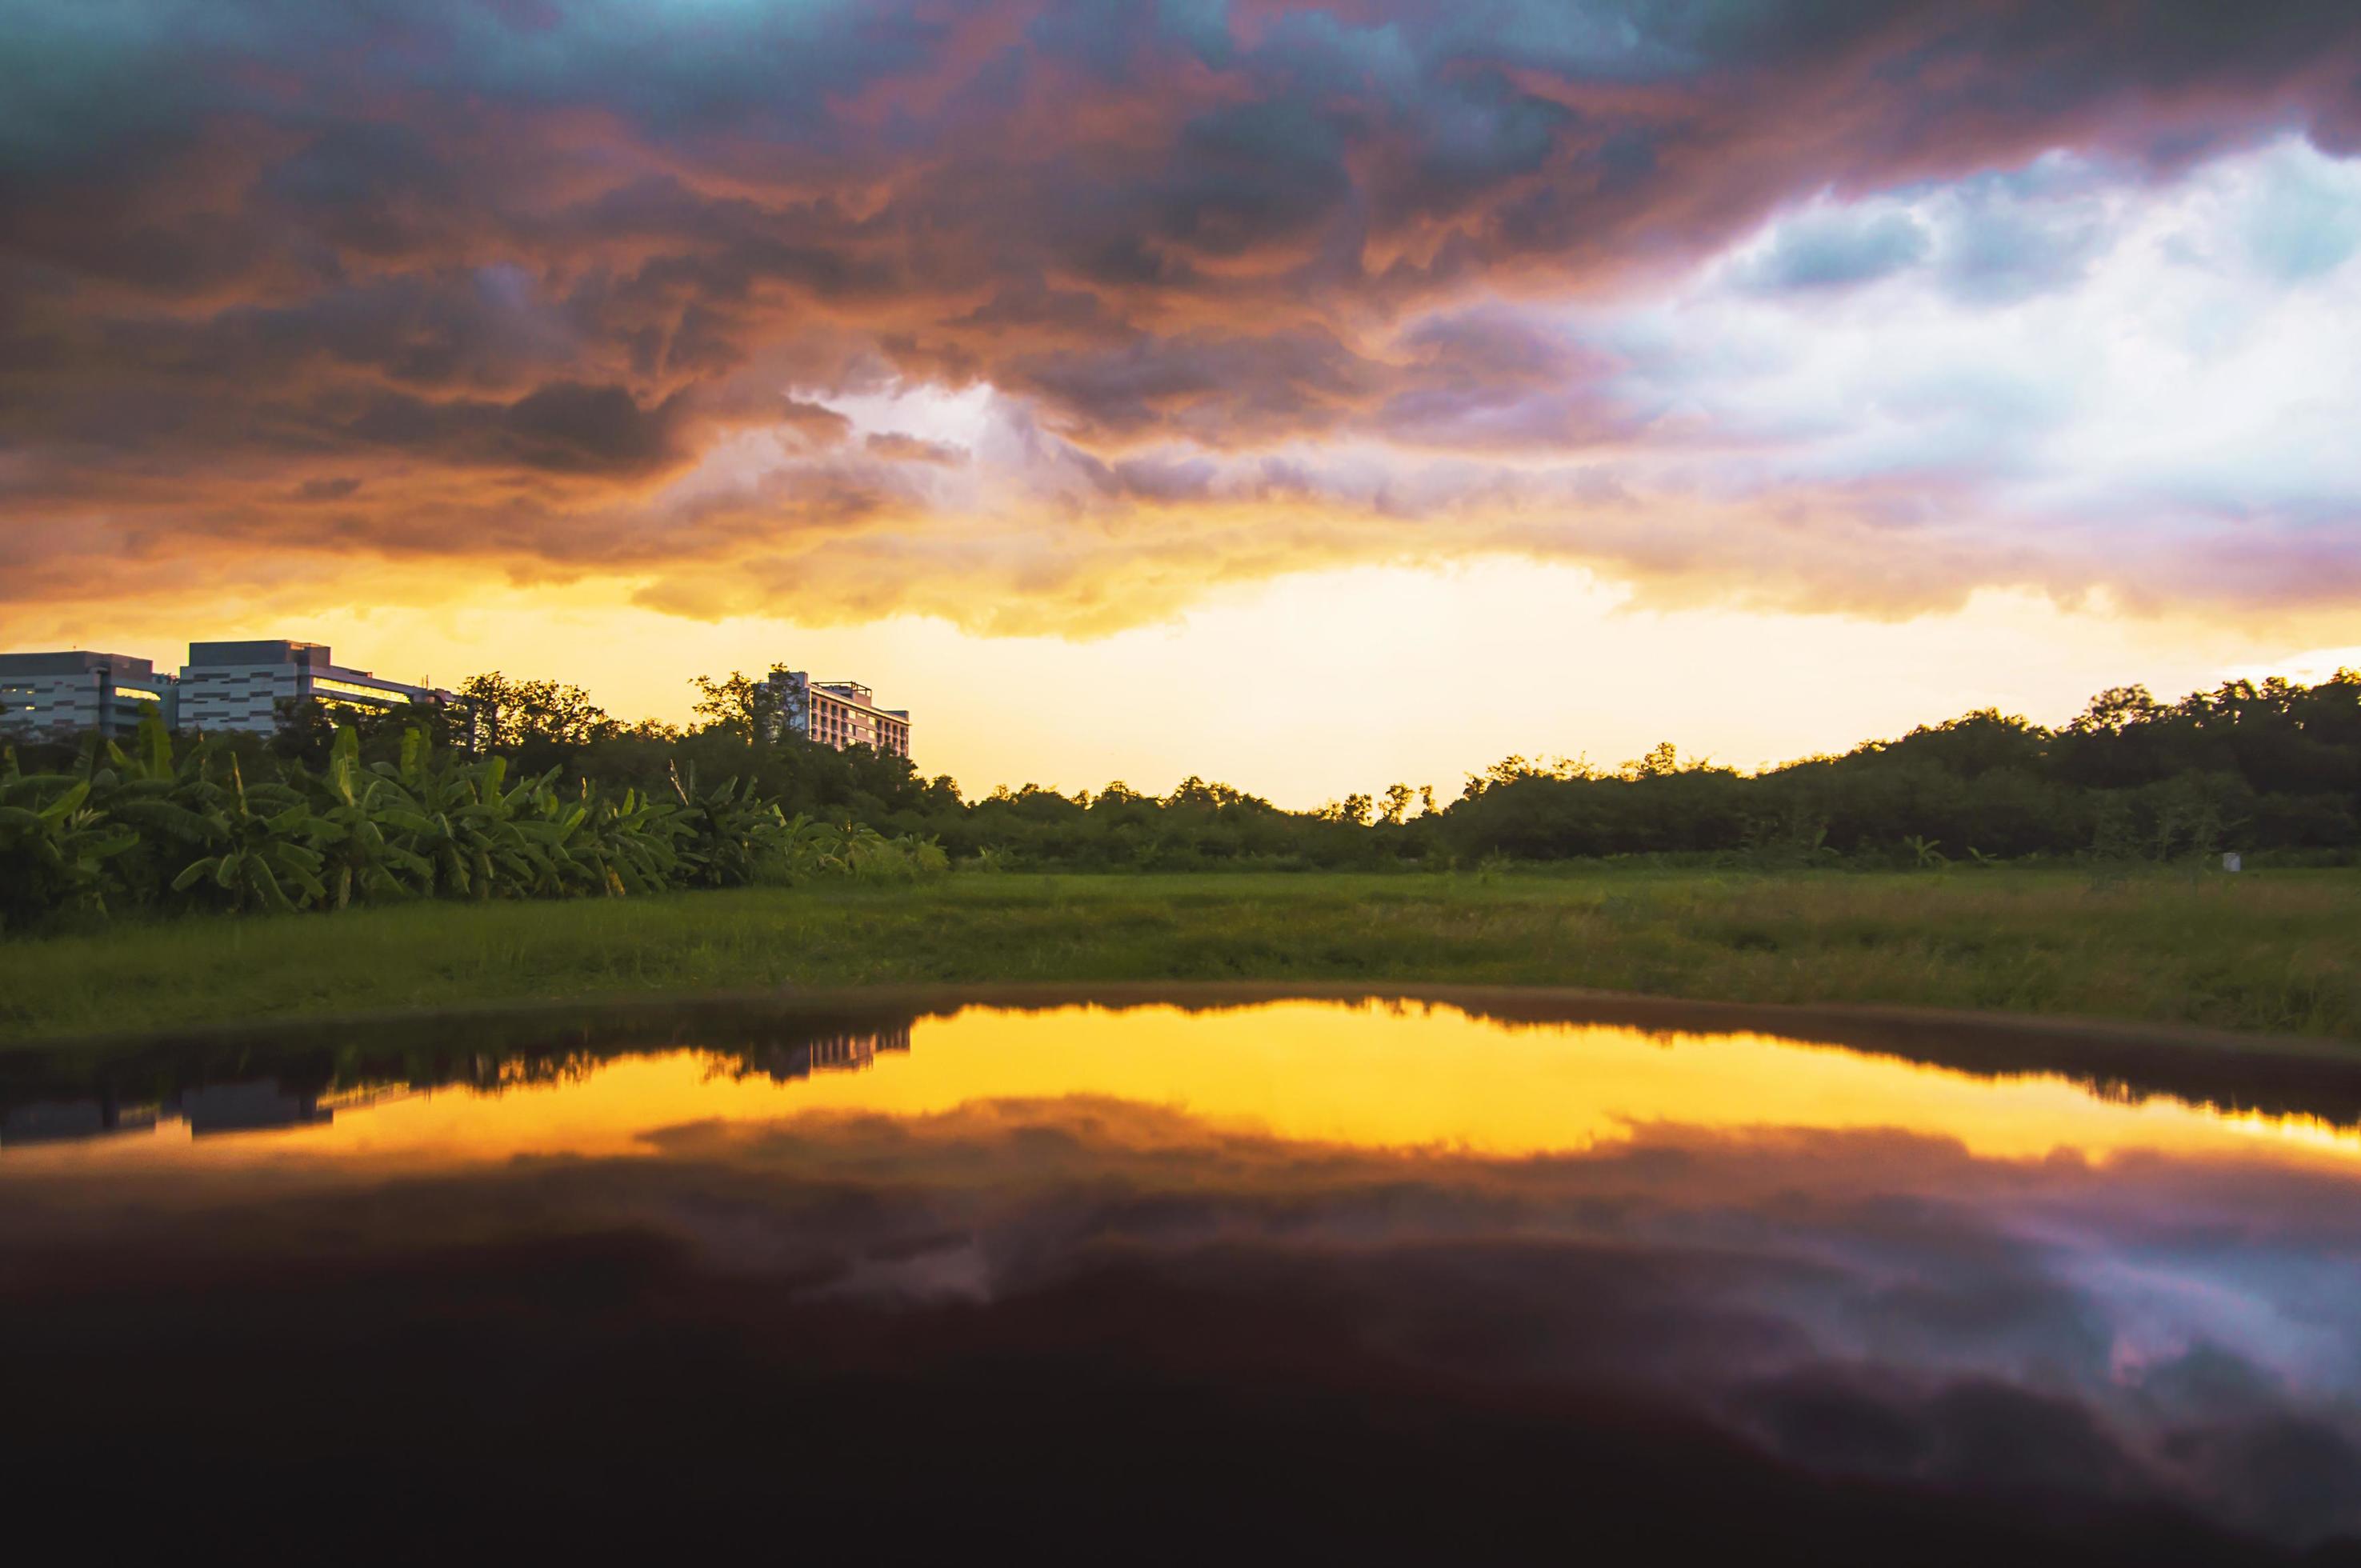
[11,578,2350,806]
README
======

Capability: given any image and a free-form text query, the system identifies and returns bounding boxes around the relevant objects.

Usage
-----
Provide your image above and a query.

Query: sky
[5,0,2361,803]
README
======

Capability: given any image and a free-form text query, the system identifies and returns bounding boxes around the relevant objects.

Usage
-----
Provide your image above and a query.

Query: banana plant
[97,719,230,908]
[370,731,514,898]
[778,814,850,882]
[0,751,142,926]
[306,726,433,909]
[171,754,327,913]
[6,719,943,929]
[574,782,682,895]
[668,762,793,887]
[509,789,601,896]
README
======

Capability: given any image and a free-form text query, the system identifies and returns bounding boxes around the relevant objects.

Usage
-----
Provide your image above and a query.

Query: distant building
[763,669,911,758]
[174,640,454,734]
[0,650,178,739]
[178,1081,331,1138]
[744,1025,914,1082]
[0,1078,369,1150]
[0,1093,163,1149]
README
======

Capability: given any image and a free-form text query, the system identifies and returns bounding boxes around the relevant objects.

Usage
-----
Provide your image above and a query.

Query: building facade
[174,641,454,734]
[0,651,178,739]
[762,669,912,758]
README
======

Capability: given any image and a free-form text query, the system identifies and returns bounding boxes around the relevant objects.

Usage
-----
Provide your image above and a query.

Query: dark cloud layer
[5,1,2361,627]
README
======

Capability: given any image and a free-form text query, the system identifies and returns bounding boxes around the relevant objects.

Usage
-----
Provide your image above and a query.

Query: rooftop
[187,639,331,669]
[0,650,158,678]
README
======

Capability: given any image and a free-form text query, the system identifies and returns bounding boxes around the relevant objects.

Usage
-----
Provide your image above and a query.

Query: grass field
[2,867,2356,1046]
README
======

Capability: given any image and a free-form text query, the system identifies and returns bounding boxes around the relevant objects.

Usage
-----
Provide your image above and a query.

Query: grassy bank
[2,868,2357,1046]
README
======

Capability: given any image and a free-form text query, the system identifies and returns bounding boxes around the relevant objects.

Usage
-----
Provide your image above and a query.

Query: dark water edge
[7,986,2361,1563]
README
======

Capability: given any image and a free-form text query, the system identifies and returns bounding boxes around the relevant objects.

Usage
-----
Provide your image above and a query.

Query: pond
[6,987,2359,1561]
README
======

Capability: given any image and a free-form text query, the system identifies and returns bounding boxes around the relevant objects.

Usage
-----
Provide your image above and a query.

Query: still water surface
[6,991,2359,1561]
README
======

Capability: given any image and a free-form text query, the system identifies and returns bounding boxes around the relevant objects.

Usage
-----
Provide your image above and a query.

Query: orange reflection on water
[11,1000,2361,1175]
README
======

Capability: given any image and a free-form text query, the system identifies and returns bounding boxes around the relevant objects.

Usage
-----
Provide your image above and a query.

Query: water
[6,989,2359,1562]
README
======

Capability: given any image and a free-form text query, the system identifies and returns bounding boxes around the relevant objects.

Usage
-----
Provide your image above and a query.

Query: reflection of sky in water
[10,1001,2361,1169]
[6,999,2359,1546]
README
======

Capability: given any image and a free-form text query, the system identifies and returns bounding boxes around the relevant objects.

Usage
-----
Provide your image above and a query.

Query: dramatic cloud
[6,0,2361,633]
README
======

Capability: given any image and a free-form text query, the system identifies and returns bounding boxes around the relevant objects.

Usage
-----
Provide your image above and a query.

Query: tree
[689,665,798,745]
[1624,741,1683,779]
[272,695,455,767]
[1883,709,2049,778]
[1461,754,1593,799]
[456,672,618,758]
[1319,793,1375,827]
[2070,685,2163,737]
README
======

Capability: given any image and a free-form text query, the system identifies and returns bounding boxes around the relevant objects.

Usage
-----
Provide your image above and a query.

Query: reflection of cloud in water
[11,1097,2331,1543]
[618,1102,2361,1543]
[7,994,2361,1552]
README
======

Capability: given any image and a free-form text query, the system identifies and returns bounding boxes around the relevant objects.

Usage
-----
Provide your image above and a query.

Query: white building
[174,640,453,734]
[762,670,912,758]
[0,651,178,739]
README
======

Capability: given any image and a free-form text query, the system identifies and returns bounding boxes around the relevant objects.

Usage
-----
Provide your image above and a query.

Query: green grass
[3,867,2358,1045]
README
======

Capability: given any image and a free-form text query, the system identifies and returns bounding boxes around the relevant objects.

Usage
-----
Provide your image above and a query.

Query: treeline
[608,666,2354,872]
[9,666,2359,899]
[1431,678,2361,869]
[1,719,946,933]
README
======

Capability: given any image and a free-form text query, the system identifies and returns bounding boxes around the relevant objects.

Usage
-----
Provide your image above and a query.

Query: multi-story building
[0,650,178,739]
[743,1024,914,1083]
[174,640,454,734]
[762,669,912,758]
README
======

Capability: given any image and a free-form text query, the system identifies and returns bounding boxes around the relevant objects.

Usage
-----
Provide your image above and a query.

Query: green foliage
[677,667,2353,873]
[452,670,620,759]
[1430,671,2361,869]
[688,664,798,744]
[9,666,2357,905]
[170,754,328,913]
[0,755,141,926]
[1903,834,1947,870]
[0,718,947,934]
